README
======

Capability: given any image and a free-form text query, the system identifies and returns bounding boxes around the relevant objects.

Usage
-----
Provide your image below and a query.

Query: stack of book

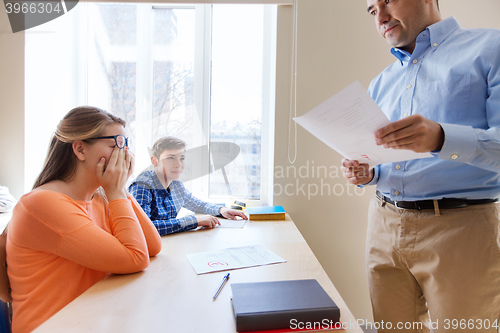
[245,206,286,221]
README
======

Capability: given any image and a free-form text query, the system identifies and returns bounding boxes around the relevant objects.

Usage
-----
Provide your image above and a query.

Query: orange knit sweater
[6,190,162,333]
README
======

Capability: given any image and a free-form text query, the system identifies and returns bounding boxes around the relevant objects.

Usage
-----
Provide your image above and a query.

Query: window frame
[25,2,276,206]
[142,3,276,205]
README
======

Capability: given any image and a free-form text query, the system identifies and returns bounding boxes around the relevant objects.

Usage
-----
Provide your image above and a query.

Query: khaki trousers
[366,195,500,333]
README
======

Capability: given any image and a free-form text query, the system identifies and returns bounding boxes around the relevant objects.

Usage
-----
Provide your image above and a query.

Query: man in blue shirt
[342,0,500,331]
[129,137,247,236]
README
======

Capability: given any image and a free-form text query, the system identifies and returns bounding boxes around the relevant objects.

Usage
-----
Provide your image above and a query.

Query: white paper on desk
[186,245,286,274]
[217,218,246,228]
[293,81,433,168]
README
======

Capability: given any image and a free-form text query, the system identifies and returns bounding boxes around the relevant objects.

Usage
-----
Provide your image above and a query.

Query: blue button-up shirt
[367,17,500,201]
[128,170,222,236]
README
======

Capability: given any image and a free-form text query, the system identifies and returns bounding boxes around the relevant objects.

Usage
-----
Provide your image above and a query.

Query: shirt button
[412,59,418,64]
[395,165,401,170]
[403,112,408,117]
[394,190,400,196]
[451,154,459,160]
[407,84,412,89]
[433,42,438,47]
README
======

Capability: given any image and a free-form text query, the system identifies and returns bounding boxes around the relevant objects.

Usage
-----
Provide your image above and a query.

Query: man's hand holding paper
[293,81,433,169]
[341,159,374,186]
[374,114,445,153]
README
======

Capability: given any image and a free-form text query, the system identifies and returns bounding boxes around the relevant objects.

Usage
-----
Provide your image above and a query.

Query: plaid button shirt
[128,170,222,236]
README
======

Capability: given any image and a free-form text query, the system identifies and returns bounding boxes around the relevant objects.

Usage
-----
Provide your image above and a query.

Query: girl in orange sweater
[6,106,162,333]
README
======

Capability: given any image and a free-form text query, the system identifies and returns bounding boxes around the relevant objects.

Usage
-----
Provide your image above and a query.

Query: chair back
[0,227,12,333]
[0,301,11,333]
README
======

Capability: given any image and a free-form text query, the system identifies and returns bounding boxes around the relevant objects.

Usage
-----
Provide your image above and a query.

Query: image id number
[443,319,499,330]
[5,2,63,14]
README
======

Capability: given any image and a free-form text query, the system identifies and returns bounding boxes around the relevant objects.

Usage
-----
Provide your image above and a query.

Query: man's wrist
[433,124,445,151]
[359,166,379,187]
[365,170,375,184]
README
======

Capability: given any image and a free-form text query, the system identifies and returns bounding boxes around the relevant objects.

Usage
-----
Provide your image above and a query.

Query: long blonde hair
[33,106,126,189]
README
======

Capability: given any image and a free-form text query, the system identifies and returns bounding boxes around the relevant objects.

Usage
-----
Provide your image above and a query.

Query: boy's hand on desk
[219,207,248,220]
[196,215,221,229]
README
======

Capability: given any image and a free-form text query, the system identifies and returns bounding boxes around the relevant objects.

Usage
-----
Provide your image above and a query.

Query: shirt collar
[150,170,168,192]
[390,47,410,65]
[427,16,461,49]
[390,16,461,65]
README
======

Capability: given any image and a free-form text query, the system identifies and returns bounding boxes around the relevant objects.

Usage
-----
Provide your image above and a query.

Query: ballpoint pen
[213,273,230,301]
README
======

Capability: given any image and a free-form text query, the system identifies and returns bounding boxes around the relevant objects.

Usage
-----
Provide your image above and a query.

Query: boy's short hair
[151,136,187,158]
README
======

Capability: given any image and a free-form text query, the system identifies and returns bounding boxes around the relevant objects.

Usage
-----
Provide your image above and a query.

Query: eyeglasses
[88,135,131,149]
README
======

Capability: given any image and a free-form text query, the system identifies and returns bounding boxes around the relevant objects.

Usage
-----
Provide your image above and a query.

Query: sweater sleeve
[12,191,153,274]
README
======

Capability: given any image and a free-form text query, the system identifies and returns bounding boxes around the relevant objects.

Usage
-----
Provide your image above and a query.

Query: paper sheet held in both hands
[186,245,286,274]
[293,81,433,168]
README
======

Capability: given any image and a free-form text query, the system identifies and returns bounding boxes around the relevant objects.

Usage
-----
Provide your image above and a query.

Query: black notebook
[231,279,340,332]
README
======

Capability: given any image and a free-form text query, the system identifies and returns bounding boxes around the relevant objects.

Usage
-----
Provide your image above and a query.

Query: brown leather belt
[376,190,498,210]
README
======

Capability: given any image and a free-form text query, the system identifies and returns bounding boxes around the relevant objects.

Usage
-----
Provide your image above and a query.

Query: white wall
[0,9,24,199]
[274,0,500,321]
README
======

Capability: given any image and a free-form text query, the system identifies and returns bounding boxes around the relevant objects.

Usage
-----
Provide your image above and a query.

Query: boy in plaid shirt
[129,137,247,236]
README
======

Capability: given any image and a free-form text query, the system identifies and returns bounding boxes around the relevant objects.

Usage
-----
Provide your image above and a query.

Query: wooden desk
[34,215,363,333]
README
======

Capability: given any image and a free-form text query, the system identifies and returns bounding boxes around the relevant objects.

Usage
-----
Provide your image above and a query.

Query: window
[25,3,276,205]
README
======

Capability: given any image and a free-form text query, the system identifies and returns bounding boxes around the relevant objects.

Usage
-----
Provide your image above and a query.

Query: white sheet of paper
[186,245,286,274]
[293,81,433,168]
[217,218,246,228]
